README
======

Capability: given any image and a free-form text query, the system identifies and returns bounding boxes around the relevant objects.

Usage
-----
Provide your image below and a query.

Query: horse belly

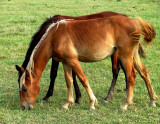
[78,44,115,62]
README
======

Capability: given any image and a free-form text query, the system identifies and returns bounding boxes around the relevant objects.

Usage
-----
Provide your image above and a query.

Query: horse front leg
[72,71,82,104]
[62,63,74,109]
[67,59,98,110]
[43,59,59,101]
[104,52,121,102]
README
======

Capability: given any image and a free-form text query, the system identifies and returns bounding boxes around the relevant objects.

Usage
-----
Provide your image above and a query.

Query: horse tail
[138,43,146,59]
[136,17,156,44]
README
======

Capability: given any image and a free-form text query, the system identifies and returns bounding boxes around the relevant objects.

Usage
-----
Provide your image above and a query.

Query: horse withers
[16,16,156,110]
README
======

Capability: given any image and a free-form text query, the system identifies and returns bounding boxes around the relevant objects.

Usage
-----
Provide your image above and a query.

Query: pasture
[0,0,160,123]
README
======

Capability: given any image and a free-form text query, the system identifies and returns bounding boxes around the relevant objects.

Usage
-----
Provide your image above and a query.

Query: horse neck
[31,39,52,82]
[22,17,56,69]
[22,45,36,69]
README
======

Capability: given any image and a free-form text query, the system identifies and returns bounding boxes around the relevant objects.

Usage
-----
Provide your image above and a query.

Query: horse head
[15,65,40,110]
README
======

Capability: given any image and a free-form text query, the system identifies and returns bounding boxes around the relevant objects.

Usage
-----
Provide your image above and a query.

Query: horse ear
[15,65,21,73]
[21,67,24,73]
[23,69,31,91]
[25,69,30,81]
[15,65,25,75]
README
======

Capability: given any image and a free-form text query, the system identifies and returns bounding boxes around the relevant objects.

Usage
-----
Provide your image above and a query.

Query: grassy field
[0,0,160,123]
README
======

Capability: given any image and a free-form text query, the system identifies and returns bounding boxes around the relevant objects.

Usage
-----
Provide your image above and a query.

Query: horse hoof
[75,99,80,104]
[41,100,48,103]
[74,103,79,106]
[75,102,80,104]
[95,99,98,105]
[120,107,127,111]
[149,99,156,107]
[103,100,109,104]
[42,97,49,102]
[150,102,156,107]
[90,106,95,110]
[120,105,127,111]
[62,105,68,110]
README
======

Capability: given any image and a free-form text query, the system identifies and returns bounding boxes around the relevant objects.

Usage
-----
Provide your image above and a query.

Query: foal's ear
[24,69,31,89]
[25,69,31,80]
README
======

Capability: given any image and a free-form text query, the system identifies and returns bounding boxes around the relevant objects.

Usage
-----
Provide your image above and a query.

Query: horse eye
[22,85,27,92]
[23,88,27,92]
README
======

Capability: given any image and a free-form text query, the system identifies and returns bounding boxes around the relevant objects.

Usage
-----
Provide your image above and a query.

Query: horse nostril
[22,106,25,111]
[28,105,33,110]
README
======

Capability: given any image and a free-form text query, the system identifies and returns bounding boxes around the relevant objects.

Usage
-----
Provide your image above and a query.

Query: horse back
[52,11,126,21]
[52,16,136,62]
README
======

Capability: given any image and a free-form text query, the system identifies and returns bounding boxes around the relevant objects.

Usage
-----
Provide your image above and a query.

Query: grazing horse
[15,11,128,104]
[16,15,156,110]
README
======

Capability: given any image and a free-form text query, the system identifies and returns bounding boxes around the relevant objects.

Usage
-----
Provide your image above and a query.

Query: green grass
[0,0,160,123]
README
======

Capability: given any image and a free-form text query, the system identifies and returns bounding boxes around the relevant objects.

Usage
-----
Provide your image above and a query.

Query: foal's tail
[136,17,156,44]
[138,43,146,59]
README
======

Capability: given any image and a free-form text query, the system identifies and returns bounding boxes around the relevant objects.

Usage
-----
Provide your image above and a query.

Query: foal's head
[15,65,40,110]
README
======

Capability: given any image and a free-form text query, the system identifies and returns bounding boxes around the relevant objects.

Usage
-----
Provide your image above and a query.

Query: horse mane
[22,15,61,69]
[19,19,71,89]
[25,19,71,84]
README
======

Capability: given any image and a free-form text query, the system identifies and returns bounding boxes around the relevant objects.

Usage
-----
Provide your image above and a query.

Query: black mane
[22,15,60,69]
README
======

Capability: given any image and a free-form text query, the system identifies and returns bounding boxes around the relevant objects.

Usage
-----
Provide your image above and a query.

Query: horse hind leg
[133,51,158,107]
[119,56,136,110]
[104,52,121,102]
[120,62,128,91]
[62,63,74,109]
[67,59,98,110]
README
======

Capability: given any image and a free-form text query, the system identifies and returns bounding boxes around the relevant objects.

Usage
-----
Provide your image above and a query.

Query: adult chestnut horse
[16,15,156,110]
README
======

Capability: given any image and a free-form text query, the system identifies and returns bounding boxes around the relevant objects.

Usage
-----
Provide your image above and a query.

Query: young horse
[35,14,158,106]
[15,11,128,104]
[40,15,157,105]
[16,16,156,110]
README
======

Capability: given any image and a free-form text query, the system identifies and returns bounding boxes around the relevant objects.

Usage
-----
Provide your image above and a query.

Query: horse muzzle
[21,104,33,110]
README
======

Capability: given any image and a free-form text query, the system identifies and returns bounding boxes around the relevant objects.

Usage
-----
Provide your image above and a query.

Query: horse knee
[112,66,119,75]
[128,68,136,86]
[141,67,149,78]
[132,68,136,79]
[135,61,149,79]
[77,77,88,88]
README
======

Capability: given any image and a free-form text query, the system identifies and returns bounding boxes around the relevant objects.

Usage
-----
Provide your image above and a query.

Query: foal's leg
[120,62,128,91]
[104,51,129,102]
[62,63,74,109]
[43,59,59,101]
[67,59,98,110]
[133,52,158,107]
[104,52,121,102]
[72,71,82,104]
[119,56,136,110]
[43,59,82,104]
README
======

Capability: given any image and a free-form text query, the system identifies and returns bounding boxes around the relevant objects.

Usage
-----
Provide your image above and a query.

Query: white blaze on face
[20,72,26,90]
